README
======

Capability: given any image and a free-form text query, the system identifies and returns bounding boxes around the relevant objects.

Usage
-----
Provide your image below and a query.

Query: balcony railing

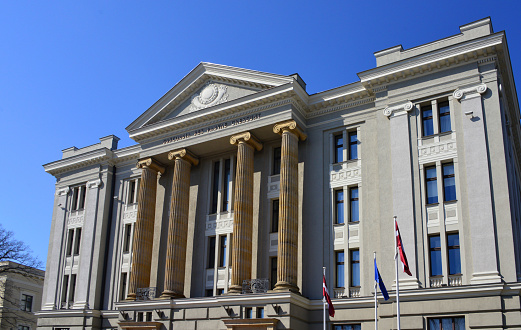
[448,274,462,286]
[349,287,361,297]
[333,288,346,298]
[430,276,443,288]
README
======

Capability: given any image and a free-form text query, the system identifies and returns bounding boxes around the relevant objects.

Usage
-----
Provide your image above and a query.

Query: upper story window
[335,190,344,224]
[429,235,442,276]
[334,135,343,163]
[442,163,456,201]
[349,187,359,222]
[422,105,434,136]
[71,185,86,211]
[336,251,345,288]
[447,233,461,275]
[123,224,133,253]
[20,293,33,312]
[438,101,451,133]
[272,147,281,175]
[66,228,82,256]
[348,132,358,160]
[211,158,234,214]
[425,166,438,204]
[350,249,360,287]
[334,326,361,330]
[127,178,139,204]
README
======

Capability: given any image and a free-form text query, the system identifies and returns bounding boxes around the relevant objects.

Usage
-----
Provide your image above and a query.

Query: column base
[159,290,185,299]
[125,293,136,301]
[273,281,300,294]
[227,285,243,294]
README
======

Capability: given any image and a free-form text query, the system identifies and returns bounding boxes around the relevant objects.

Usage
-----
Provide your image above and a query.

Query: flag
[323,275,335,317]
[374,260,389,300]
[395,218,412,276]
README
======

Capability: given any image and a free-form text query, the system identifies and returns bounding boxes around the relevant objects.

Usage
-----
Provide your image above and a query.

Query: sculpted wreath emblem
[190,82,228,111]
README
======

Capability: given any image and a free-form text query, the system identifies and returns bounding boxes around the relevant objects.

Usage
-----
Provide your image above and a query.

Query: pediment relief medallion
[190,82,229,112]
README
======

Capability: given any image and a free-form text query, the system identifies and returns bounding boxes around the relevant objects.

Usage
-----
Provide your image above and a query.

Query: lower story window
[334,325,361,330]
[428,317,465,330]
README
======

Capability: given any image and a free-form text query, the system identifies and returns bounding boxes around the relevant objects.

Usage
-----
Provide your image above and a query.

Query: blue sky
[1,1,520,267]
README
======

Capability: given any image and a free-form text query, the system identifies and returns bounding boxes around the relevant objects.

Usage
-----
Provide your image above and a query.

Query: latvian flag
[395,218,412,276]
[323,275,335,317]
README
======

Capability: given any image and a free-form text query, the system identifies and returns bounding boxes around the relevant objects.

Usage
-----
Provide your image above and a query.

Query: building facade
[0,261,45,330]
[38,18,521,329]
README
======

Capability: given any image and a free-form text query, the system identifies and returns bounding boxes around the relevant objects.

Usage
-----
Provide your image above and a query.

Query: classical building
[38,18,521,329]
[0,261,45,330]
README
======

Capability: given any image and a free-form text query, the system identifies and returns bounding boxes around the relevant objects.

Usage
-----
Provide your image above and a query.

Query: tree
[0,224,44,330]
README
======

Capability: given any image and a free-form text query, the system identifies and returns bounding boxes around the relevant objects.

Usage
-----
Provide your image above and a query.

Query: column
[453,83,501,284]
[383,101,420,289]
[273,120,306,293]
[228,132,263,294]
[161,149,199,298]
[126,158,165,301]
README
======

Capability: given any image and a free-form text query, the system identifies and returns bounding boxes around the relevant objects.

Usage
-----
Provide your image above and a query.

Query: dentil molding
[453,83,487,101]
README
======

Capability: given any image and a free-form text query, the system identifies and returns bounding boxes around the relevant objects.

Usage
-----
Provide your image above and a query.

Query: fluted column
[273,120,306,293]
[228,132,263,294]
[161,149,199,298]
[126,158,165,301]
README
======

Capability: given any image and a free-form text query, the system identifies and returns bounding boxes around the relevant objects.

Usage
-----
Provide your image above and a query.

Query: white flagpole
[374,251,377,330]
[323,266,326,330]
[394,216,401,330]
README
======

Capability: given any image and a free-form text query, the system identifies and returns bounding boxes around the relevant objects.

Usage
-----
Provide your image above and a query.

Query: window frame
[272,146,281,175]
[334,134,344,163]
[438,101,451,133]
[429,235,442,277]
[219,235,228,268]
[20,293,33,312]
[442,163,456,202]
[271,199,279,233]
[348,131,358,160]
[447,233,461,275]
[334,189,345,224]
[350,249,360,288]
[349,187,359,223]
[425,165,438,205]
[335,251,345,288]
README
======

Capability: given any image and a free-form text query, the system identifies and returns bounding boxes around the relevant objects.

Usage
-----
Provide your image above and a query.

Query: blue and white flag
[374,260,389,300]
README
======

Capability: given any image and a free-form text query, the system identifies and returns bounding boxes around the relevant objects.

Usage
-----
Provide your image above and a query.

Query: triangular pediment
[126,62,295,136]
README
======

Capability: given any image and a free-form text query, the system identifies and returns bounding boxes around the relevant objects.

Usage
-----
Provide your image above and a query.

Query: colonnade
[126,120,305,300]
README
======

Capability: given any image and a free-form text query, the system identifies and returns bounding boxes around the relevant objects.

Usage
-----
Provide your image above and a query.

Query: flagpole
[394,216,401,330]
[374,251,377,330]
[323,267,326,330]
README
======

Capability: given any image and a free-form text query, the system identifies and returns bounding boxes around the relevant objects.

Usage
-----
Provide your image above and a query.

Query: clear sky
[1,1,520,267]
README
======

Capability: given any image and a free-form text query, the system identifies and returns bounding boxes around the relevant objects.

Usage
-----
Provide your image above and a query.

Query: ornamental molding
[87,179,102,189]
[418,140,458,164]
[453,83,487,101]
[189,82,229,112]
[68,214,84,226]
[44,149,113,176]
[383,101,414,117]
[306,97,375,119]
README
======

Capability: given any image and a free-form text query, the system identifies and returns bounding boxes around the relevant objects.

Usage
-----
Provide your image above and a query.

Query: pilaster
[453,83,501,284]
[228,132,262,294]
[161,149,199,299]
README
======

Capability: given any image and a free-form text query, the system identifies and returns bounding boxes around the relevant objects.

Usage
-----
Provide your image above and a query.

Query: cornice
[43,148,113,176]
[358,32,504,89]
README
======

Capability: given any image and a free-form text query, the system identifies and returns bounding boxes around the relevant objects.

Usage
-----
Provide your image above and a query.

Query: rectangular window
[123,224,132,253]
[438,101,451,133]
[72,185,86,211]
[21,294,33,312]
[429,236,442,276]
[219,236,227,267]
[120,272,127,301]
[442,163,456,202]
[69,274,77,302]
[73,228,82,255]
[208,236,216,268]
[348,132,358,160]
[335,190,344,224]
[334,134,344,163]
[211,162,220,214]
[272,147,281,175]
[61,275,69,303]
[127,179,139,204]
[425,166,438,204]
[350,187,359,222]
[428,317,465,330]
[350,250,360,287]
[422,105,434,136]
[271,199,279,232]
[222,159,231,212]
[245,307,253,319]
[206,289,213,297]
[270,257,277,289]
[447,233,461,275]
[333,324,361,330]
[336,251,345,288]
[66,229,74,256]
[257,307,264,318]
[18,326,30,330]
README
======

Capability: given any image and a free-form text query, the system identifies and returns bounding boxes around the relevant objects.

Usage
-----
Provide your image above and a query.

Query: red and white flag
[395,218,412,276]
[323,275,335,317]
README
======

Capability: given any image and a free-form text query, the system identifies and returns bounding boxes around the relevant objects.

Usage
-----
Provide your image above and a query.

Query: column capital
[136,158,165,174]
[273,120,307,141]
[168,148,199,166]
[230,132,263,151]
[453,83,487,101]
[383,101,414,118]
